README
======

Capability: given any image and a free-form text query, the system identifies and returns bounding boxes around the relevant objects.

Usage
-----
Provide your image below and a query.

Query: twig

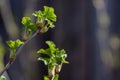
[0,63,10,76]
[0,30,39,76]
[17,30,39,56]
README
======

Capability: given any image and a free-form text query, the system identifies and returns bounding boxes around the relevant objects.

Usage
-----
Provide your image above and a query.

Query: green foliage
[0,76,6,80]
[43,6,57,22]
[37,41,68,66]
[46,41,56,54]
[22,17,36,32]
[38,57,50,65]
[0,5,67,80]
[21,17,36,40]
[32,6,57,33]
[37,41,68,80]
[6,39,24,50]
[55,49,69,64]
[21,6,56,40]
[33,6,56,22]
[54,74,59,80]
[6,39,24,59]
[44,76,50,80]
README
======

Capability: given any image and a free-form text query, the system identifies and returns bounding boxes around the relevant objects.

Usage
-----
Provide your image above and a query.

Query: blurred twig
[93,0,113,79]
[0,0,19,39]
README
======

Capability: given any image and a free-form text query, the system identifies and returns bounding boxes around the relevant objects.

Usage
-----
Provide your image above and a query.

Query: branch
[0,63,10,76]
[17,30,39,56]
[0,30,39,76]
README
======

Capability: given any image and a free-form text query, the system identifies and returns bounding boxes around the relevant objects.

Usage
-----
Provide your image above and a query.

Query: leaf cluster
[37,41,68,80]
[21,17,36,41]
[6,39,24,50]
[37,41,68,66]
[1,6,68,80]
[22,17,36,32]
[6,39,24,59]
[32,6,57,33]
[21,6,57,41]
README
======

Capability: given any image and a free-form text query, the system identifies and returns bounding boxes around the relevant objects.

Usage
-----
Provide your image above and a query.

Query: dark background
[0,0,120,80]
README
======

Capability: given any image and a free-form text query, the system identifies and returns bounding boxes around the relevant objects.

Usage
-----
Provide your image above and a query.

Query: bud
[55,65,62,74]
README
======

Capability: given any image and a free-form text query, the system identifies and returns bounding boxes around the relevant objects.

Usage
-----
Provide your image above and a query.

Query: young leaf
[43,6,57,22]
[38,57,50,65]
[6,39,24,50]
[6,39,24,60]
[54,74,59,80]
[46,41,56,54]
[15,39,24,48]
[37,48,51,56]
[22,17,36,31]
[0,75,6,80]
[37,41,69,65]
[46,19,55,28]
[32,10,43,20]
[44,76,50,80]
[55,49,69,64]
[6,40,15,49]
[22,17,31,25]
[37,40,69,80]
[32,6,57,33]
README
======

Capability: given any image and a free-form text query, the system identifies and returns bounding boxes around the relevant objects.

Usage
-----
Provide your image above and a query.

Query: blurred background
[0,0,120,80]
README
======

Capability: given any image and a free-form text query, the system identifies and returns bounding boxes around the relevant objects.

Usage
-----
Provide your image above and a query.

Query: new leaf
[6,39,24,50]
[43,6,57,22]
[22,17,36,32]
[0,75,6,80]
[32,6,57,33]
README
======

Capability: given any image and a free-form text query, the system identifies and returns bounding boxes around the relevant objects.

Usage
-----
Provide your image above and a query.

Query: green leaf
[6,39,24,50]
[37,41,56,55]
[6,39,24,59]
[37,41,56,57]
[46,19,55,28]
[37,41,69,65]
[0,75,6,80]
[37,48,47,54]
[32,6,56,33]
[15,39,24,48]
[32,10,43,19]
[46,41,56,54]
[22,17,31,25]
[55,49,69,64]
[38,57,50,65]
[21,17,36,40]
[33,6,56,22]
[22,17,36,32]
[6,40,15,49]
[37,41,69,80]
[37,48,51,56]
[44,76,50,80]
[54,74,59,80]
[43,6,57,22]
[28,22,36,31]
[49,24,55,28]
